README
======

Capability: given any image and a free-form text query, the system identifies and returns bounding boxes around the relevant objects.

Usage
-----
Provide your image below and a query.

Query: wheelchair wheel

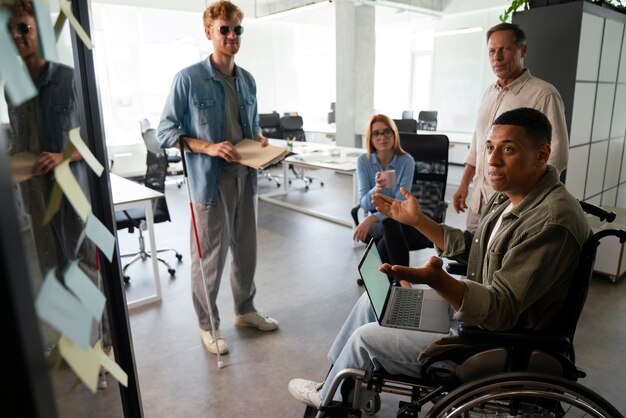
[426,372,622,418]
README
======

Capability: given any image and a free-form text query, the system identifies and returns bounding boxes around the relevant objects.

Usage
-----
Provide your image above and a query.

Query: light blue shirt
[356,152,415,222]
[157,57,262,204]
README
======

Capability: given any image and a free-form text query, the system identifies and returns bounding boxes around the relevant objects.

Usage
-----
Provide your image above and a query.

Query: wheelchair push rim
[426,372,622,418]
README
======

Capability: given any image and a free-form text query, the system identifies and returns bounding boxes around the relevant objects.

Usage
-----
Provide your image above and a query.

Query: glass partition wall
[1,0,141,416]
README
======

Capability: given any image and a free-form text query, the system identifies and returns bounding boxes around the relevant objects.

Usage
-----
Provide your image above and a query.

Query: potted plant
[500,0,625,21]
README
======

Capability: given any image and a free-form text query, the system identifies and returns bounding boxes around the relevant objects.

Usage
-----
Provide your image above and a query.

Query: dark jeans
[368,218,432,267]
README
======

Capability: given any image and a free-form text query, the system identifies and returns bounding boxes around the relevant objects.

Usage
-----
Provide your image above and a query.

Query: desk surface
[110,173,163,206]
[269,138,362,172]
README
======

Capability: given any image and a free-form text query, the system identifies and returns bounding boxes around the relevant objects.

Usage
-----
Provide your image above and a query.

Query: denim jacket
[157,58,262,204]
[8,62,87,192]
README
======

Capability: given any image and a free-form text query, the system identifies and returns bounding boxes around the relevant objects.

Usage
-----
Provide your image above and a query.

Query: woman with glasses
[354,114,429,273]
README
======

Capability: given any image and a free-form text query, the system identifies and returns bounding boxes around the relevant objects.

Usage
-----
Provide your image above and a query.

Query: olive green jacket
[440,166,590,332]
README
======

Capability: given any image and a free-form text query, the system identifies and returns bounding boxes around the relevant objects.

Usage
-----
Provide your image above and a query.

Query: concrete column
[335,0,375,147]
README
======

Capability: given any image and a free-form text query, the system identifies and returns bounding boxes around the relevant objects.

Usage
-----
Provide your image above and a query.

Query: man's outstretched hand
[372,187,421,228]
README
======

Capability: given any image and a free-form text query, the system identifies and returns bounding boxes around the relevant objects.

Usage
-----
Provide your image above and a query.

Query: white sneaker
[234,310,279,331]
[288,378,323,408]
[199,329,229,355]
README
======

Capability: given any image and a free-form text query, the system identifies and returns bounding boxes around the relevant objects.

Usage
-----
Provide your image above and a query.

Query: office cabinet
[514,1,626,208]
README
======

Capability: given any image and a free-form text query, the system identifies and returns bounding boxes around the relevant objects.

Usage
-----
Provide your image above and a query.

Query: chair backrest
[139,118,151,135]
[399,133,449,222]
[259,111,281,138]
[401,110,414,119]
[141,129,171,223]
[280,115,306,142]
[555,206,626,346]
[418,111,438,131]
[393,118,418,134]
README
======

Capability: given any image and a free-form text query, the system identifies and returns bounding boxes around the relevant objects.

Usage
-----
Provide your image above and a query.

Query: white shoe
[234,310,279,331]
[199,329,229,355]
[288,378,323,408]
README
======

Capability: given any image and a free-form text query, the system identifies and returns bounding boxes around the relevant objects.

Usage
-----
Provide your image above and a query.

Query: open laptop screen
[358,240,390,319]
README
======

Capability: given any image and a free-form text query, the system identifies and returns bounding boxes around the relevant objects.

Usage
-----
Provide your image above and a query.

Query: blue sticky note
[0,11,37,106]
[33,0,60,63]
[64,261,106,322]
[35,269,93,350]
[85,212,115,262]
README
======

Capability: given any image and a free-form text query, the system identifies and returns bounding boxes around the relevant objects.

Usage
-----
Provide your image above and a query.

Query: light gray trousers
[191,173,257,330]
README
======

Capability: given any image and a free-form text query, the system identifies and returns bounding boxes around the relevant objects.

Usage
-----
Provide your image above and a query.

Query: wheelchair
[304,202,625,418]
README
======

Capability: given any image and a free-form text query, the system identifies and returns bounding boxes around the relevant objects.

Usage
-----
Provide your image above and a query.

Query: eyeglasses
[372,128,393,139]
[218,25,244,36]
[7,22,32,35]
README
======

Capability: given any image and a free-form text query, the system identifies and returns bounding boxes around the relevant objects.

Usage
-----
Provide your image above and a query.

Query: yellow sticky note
[53,5,67,40]
[54,159,91,222]
[69,128,104,176]
[43,181,62,224]
[58,336,100,393]
[95,344,128,387]
[59,0,93,49]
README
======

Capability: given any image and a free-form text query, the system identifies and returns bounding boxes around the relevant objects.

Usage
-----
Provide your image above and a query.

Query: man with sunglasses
[158,0,278,357]
[5,0,112,356]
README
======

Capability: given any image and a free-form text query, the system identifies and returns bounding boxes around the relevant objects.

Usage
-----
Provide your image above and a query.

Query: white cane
[178,137,224,368]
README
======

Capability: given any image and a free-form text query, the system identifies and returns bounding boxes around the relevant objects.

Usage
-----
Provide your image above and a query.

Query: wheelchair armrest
[458,324,571,353]
[351,204,361,226]
[446,262,467,276]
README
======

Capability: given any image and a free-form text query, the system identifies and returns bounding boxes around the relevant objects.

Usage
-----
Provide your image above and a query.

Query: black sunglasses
[218,25,244,36]
[7,22,32,35]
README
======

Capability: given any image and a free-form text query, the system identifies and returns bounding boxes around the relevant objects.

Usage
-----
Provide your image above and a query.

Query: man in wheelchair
[288,108,622,417]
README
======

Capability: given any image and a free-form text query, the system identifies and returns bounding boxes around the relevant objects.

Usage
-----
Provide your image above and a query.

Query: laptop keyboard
[387,288,423,327]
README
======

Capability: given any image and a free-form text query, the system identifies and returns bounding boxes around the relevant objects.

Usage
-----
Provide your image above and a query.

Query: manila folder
[235,139,288,170]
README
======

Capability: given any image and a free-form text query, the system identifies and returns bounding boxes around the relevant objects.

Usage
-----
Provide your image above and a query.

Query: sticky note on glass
[0,10,38,106]
[35,269,93,350]
[33,0,60,63]
[63,260,106,321]
[69,128,103,176]
[84,212,115,261]
[54,158,91,222]
[58,336,101,393]
[59,0,93,49]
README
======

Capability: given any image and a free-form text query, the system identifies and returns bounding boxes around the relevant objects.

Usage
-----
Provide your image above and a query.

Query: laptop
[358,239,451,333]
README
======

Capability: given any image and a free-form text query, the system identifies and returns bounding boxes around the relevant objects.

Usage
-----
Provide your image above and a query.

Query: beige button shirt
[466,69,569,218]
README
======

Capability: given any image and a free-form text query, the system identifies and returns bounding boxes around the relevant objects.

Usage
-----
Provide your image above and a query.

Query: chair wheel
[176,254,183,261]
[288,180,292,185]
[168,269,176,277]
[305,186,309,191]
[123,276,130,284]
[276,183,281,188]
[356,278,364,286]
[364,393,381,415]
[320,182,324,187]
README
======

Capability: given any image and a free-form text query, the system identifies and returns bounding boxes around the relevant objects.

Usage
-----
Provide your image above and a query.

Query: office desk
[110,173,164,309]
[259,139,362,228]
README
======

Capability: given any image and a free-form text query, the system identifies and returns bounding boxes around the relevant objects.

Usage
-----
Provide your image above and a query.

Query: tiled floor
[83,164,626,417]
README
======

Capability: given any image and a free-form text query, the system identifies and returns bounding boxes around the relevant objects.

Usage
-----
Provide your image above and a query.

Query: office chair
[328,102,336,124]
[258,112,284,187]
[115,131,182,284]
[417,110,438,131]
[393,118,418,133]
[306,202,625,418]
[140,119,183,188]
[351,133,449,285]
[280,115,319,191]
[401,110,414,119]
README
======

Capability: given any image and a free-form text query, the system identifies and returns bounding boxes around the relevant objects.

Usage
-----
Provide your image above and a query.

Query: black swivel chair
[393,118,418,133]
[258,112,283,187]
[417,110,438,131]
[140,119,183,188]
[280,115,320,190]
[351,133,449,285]
[115,129,182,284]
